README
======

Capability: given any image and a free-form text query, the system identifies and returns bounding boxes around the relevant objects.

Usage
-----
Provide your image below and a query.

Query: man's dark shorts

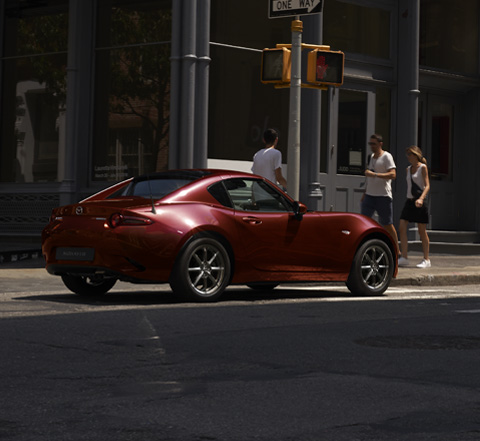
[361,194,393,226]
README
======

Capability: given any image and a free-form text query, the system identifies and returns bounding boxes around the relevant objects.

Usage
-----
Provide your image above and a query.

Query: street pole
[287,18,302,200]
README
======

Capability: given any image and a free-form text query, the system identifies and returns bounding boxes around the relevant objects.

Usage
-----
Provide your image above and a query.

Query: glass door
[321,86,376,213]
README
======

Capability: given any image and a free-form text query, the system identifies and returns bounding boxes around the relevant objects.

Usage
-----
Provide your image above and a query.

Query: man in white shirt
[252,128,287,190]
[361,133,399,252]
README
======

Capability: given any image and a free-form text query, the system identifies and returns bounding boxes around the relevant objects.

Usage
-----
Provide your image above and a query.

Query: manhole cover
[355,335,480,350]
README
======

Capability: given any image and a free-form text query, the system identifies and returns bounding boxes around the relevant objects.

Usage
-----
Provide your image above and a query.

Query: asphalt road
[1,279,480,440]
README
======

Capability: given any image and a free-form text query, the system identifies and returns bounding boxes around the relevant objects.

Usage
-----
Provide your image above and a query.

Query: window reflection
[420,0,479,74]
[1,2,68,183]
[93,1,172,181]
[324,1,390,59]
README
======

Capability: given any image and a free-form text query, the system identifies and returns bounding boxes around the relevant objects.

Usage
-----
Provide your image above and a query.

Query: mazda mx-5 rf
[42,169,398,302]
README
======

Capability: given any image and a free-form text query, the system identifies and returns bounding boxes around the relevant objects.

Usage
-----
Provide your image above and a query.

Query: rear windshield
[107,178,194,199]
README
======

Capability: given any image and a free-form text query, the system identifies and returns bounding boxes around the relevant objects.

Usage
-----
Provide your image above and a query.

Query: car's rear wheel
[346,239,393,296]
[61,274,117,296]
[170,237,231,302]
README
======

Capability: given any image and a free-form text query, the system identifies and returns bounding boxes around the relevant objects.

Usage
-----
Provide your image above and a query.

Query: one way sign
[269,0,323,19]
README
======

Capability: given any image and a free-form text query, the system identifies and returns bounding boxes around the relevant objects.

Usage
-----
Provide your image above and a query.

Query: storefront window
[324,1,390,59]
[375,87,391,149]
[431,102,453,177]
[1,1,68,183]
[209,0,291,162]
[93,0,171,181]
[337,90,367,175]
[420,0,479,75]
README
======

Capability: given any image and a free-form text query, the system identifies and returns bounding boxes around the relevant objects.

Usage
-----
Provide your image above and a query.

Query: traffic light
[307,49,344,86]
[261,47,291,84]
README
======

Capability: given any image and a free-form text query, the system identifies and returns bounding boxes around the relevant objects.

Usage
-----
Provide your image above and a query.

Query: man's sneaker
[416,259,431,268]
[398,257,410,267]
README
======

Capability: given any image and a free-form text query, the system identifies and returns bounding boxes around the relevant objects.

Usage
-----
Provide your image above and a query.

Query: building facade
[0,0,479,240]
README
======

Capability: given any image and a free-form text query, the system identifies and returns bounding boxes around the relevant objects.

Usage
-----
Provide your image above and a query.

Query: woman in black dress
[398,145,431,268]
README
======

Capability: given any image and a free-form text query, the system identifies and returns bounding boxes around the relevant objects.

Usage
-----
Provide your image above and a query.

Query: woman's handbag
[410,175,423,199]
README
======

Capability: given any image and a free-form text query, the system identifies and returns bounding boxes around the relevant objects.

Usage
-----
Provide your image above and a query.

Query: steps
[409,230,480,255]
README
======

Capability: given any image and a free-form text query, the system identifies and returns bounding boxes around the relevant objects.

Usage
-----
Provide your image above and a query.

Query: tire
[246,283,279,291]
[169,237,231,302]
[61,274,117,296]
[346,239,394,296]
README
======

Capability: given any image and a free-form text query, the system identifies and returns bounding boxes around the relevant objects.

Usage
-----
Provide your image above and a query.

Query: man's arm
[365,168,396,180]
[275,167,287,189]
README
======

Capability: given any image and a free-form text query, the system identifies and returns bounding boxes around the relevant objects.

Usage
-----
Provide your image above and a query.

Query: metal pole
[301,13,323,209]
[287,18,303,200]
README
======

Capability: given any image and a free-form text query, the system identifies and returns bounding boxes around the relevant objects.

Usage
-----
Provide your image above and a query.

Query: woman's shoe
[398,257,410,267]
[416,259,431,268]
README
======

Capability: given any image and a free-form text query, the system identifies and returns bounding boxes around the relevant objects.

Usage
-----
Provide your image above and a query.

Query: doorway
[418,94,457,229]
[321,86,376,213]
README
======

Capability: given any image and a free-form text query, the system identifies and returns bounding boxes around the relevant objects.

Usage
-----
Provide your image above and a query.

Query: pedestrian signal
[261,47,291,84]
[307,49,344,86]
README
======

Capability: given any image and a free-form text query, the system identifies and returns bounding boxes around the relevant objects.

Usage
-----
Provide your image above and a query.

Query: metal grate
[0,193,60,235]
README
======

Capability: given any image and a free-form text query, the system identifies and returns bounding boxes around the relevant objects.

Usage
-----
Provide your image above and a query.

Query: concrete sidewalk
[1,249,480,289]
[391,252,480,287]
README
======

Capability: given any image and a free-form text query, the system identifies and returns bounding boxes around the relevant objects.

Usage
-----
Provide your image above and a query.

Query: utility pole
[287,18,303,200]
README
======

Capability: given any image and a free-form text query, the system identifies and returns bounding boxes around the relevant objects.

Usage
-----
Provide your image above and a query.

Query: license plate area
[56,247,95,261]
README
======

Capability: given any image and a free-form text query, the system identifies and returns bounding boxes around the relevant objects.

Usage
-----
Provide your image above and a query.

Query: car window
[224,178,293,212]
[208,182,234,208]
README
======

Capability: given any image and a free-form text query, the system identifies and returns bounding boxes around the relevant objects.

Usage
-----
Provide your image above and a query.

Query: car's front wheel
[61,274,117,296]
[170,237,231,302]
[346,239,394,296]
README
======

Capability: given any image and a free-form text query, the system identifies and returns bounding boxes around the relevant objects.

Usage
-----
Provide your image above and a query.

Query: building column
[169,0,211,170]
[61,0,95,205]
[395,0,420,217]
[194,0,211,168]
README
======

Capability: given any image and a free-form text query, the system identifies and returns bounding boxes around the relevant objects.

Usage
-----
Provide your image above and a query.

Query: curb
[391,273,480,287]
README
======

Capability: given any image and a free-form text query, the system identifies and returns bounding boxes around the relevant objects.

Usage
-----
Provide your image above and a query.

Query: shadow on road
[16,285,356,306]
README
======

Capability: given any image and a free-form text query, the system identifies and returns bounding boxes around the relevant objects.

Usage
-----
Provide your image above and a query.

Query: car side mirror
[293,201,307,220]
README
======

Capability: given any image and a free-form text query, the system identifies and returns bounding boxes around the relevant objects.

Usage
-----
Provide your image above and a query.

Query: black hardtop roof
[133,170,212,183]
[132,169,255,183]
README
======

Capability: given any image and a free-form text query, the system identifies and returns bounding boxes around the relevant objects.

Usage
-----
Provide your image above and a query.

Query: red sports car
[42,169,397,301]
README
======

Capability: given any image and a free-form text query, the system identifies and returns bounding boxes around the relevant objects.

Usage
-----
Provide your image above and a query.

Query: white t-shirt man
[251,147,283,184]
[365,151,396,199]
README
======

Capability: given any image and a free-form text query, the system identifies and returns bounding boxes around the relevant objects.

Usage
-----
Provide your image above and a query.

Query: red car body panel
[42,169,397,287]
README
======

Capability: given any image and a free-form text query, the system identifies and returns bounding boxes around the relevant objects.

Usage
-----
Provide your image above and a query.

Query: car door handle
[242,216,262,225]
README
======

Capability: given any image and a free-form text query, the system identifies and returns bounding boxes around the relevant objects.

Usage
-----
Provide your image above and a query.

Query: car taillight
[109,213,124,228]
[50,213,62,223]
[108,213,154,228]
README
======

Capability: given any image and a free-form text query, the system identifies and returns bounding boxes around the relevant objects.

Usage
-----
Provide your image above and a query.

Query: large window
[93,0,171,181]
[324,0,390,59]
[431,102,453,178]
[209,0,291,163]
[420,0,479,75]
[337,90,368,175]
[1,0,68,183]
